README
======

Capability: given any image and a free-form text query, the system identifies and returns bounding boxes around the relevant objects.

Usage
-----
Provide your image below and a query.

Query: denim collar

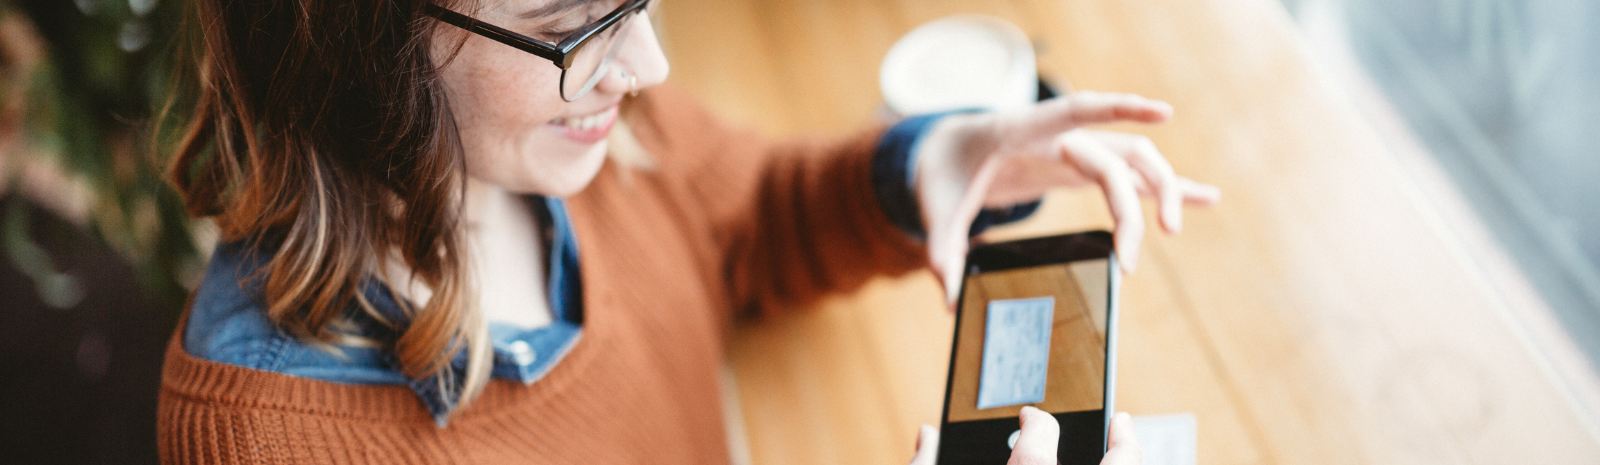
[404,196,585,425]
[186,196,585,427]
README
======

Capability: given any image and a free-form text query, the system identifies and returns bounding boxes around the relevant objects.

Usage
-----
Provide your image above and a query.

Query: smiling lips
[549,106,619,144]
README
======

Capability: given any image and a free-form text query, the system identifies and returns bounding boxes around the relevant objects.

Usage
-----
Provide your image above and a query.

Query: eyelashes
[532,8,607,42]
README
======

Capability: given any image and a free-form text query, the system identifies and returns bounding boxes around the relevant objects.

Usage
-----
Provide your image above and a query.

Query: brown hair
[165,0,492,409]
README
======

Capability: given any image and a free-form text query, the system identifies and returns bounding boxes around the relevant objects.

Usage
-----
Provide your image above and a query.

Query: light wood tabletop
[654,0,1600,463]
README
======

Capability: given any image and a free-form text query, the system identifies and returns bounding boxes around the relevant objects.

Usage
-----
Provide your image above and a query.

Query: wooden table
[655,0,1600,463]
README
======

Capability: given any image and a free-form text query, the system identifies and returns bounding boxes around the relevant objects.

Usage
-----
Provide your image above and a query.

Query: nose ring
[619,68,639,97]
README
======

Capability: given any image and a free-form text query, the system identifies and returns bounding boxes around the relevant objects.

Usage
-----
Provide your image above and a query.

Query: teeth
[558,111,610,131]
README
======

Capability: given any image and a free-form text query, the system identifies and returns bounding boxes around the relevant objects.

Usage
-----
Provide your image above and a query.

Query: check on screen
[977,296,1056,410]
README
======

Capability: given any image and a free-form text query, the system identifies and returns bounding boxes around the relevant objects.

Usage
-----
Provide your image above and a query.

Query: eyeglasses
[424,0,651,102]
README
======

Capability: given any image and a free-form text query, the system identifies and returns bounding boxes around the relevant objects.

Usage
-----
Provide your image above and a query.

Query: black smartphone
[935,231,1120,465]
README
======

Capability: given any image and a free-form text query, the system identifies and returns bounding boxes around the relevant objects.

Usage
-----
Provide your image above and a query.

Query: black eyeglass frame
[423,0,650,98]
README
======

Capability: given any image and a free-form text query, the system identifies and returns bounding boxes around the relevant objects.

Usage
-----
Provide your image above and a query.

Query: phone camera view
[938,256,1112,465]
[951,259,1109,421]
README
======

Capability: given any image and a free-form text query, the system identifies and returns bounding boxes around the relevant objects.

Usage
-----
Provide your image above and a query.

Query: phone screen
[937,233,1117,465]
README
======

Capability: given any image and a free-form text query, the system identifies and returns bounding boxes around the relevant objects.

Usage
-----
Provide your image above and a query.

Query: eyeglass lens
[561,9,641,101]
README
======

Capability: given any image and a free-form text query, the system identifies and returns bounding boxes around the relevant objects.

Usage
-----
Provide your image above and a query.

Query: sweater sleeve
[627,85,930,318]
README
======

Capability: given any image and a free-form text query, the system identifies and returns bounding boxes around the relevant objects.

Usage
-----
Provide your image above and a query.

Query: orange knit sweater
[155,85,929,464]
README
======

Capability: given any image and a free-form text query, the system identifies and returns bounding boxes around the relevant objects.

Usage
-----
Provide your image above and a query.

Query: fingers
[1100,412,1142,465]
[1087,131,1183,234]
[1049,91,1177,127]
[1080,130,1223,235]
[1061,91,1173,125]
[1011,92,1172,142]
[909,424,940,465]
[1057,131,1145,274]
[1009,406,1061,465]
[1179,177,1222,205]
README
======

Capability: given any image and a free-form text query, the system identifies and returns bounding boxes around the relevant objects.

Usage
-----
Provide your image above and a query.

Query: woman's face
[433,0,669,196]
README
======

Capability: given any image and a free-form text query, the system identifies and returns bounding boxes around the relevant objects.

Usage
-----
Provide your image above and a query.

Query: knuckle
[1124,215,1146,231]
[1105,164,1137,185]
[1057,128,1090,143]
[1131,135,1156,151]
[1117,206,1146,226]
[1131,137,1169,165]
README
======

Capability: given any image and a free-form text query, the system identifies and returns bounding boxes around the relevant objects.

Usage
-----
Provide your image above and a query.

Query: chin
[538,140,611,198]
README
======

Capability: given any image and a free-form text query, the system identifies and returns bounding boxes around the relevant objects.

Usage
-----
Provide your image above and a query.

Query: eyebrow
[519,0,601,19]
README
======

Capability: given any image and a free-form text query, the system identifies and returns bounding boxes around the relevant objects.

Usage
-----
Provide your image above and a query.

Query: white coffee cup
[880,15,1038,116]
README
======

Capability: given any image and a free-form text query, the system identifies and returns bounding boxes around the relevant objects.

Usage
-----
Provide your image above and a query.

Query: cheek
[439,35,599,194]
[443,37,566,137]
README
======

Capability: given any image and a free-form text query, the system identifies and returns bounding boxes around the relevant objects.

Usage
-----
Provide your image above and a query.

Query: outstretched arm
[913,91,1222,302]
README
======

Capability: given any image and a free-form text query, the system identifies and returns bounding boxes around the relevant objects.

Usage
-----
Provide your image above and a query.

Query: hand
[907,408,1144,465]
[907,406,1060,465]
[913,92,1222,302]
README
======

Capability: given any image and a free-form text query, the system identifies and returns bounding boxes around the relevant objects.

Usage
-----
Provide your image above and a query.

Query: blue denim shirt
[183,113,1038,424]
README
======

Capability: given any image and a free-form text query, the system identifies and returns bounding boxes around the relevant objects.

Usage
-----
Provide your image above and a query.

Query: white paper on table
[1131,413,1198,465]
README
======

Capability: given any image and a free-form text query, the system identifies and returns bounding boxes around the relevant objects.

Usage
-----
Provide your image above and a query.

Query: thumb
[923,158,1001,309]
[909,424,940,465]
[1100,412,1142,465]
[1009,406,1060,465]
[930,238,969,310]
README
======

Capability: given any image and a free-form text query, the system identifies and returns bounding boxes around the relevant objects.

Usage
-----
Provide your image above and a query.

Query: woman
[157,0,1218,463]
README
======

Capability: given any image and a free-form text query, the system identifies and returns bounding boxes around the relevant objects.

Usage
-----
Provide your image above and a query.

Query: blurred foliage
[3,0,198,309]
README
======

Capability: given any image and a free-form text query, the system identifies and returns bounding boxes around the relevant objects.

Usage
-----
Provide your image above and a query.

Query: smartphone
[935,230,1120,465]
